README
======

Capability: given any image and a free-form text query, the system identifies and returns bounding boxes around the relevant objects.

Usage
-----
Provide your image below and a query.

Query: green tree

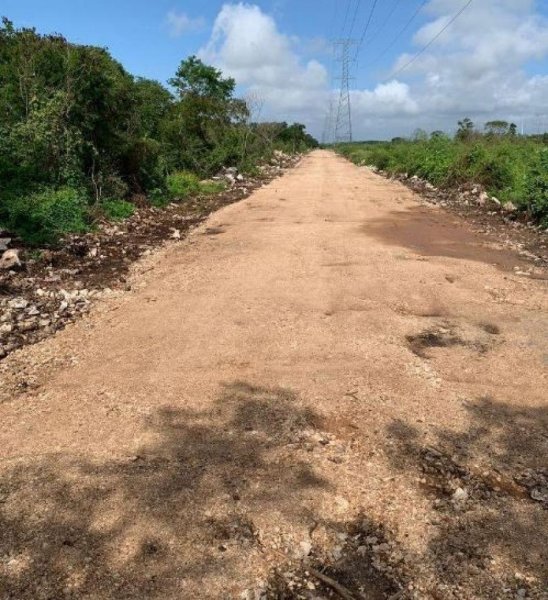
[165,56,242,174]
[277,122,318,153]
[0,19,318,243]
[456,117,475,141]
[485,120,509,136]
[169,56,235,101]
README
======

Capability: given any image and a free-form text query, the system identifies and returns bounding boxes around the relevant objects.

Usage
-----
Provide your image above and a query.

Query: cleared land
[0,150,546,599]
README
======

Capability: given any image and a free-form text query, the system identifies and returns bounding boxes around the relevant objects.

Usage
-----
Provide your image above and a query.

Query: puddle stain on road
[362,205,543,275]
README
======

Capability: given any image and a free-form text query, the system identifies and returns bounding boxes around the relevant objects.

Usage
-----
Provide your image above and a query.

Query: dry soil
[0,150,546,599]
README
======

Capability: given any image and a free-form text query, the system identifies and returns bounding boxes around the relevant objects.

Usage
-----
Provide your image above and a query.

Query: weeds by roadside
[336,135,548,226]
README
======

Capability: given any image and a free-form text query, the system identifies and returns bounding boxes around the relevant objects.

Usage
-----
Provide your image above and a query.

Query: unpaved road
[0,150,546,599]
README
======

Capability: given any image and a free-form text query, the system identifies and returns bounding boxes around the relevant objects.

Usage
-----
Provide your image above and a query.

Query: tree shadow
[384,396,548,597]
[264,513,407,600]
[0,381,329,599]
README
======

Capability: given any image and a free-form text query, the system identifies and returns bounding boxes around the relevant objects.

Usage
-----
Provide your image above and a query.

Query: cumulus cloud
[166,10,205,37]
[199,3,328,123]
[381,0,548,136]
[196,1,548,139]
[353,82,419,118]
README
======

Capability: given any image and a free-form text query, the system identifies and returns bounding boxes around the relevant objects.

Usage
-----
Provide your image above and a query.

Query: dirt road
[0,150,546,599]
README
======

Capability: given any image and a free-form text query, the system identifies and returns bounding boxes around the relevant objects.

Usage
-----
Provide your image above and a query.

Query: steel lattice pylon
[334,39,357,143]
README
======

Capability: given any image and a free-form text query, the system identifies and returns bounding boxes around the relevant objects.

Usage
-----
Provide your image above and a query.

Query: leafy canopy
[169,56,235,101]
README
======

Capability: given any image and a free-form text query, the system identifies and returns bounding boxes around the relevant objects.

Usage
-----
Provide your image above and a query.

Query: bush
[0,20,319,230]
[148,188,170,207]
[101,199,135,220]
[414,141,455,184]
[198,180,226,195]
[166,171,201,199]
[123,138,167,192]
[367,147,393,171]
[336,136,548,225]
[100,174,130,201]
[4,187,89,245]
[523,149,548,225]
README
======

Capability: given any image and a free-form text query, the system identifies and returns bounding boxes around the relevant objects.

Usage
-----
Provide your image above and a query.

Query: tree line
[388,118,548,145]
[0,18,318,244]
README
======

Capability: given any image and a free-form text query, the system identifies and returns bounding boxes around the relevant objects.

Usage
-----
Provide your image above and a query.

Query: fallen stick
[308,567,357,600]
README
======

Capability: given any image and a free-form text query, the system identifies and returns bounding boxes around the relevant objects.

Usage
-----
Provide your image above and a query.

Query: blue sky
[3,1,548,139]
[1,1,335,84]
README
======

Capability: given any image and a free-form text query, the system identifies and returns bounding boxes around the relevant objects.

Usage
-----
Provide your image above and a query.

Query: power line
[355,0,380,57]
[339,0,354,37]
[365,0,428,67]
[325,0,357,143]
[347,1,362,37]
[357,0,402,51]
[387,0,473,80]
[323,0,343,144]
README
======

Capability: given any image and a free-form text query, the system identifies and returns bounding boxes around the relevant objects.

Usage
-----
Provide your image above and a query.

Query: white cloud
[199,3,328,123]
[166,10,205,37]
[195,1,548,139]
[378,0,548,136]
[352,82,419,118]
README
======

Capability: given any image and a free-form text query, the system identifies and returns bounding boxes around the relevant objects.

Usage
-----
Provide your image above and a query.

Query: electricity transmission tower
[321,95,336,144]
[333,39,356,143]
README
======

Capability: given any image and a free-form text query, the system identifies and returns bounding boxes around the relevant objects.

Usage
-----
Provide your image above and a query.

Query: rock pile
[216,151,301,185]
[374,168,531,224]
[0,288,95,358]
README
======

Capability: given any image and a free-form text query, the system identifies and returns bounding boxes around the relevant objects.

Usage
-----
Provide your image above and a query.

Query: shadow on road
[384,396,548,596]
[1,385,546,599]
[0,382,327,598]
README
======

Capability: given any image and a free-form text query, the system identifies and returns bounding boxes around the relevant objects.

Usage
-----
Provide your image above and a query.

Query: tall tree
[485,120,510,136]
[169,56,235,101]
[456,117,475,141]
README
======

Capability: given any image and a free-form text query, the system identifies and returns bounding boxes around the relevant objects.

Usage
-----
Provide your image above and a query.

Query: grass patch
[199,180,226,195]
[166,171,201,199]
[166,171,227,200]
[101,199,135,221]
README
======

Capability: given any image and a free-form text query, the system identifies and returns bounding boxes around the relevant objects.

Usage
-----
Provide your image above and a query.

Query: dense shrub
[166,172,201,199]
[337,136,548,224]
[523,149,548,225]
[4,187,88,245]
[101,199,135,221]
[0,18,318,244]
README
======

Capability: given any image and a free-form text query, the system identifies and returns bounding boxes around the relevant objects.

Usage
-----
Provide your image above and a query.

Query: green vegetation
[3,188,88,245]
[100,199,136,221]
[165,172,226,200]
[0,17,318,245]
[198,180,227,195]
[337,122,548,225]
[166,172,201,199]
